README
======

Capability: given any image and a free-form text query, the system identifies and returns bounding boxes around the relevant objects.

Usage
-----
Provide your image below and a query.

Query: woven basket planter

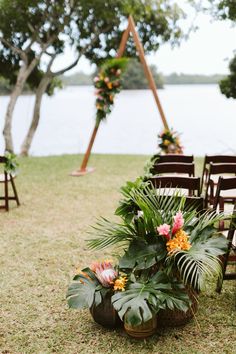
[157,288,198,327]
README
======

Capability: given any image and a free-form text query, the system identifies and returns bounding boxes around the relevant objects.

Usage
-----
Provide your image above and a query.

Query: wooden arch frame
[71,15,169,176]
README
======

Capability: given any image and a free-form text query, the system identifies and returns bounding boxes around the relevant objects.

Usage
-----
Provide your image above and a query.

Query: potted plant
[111,270,190,338]
[67,260,127,328]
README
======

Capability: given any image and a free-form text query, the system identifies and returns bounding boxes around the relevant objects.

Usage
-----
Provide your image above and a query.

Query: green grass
[0,154,235,354]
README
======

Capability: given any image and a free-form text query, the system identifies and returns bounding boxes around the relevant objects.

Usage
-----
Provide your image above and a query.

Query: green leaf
[66,268,100,309]
[119,239,167,270]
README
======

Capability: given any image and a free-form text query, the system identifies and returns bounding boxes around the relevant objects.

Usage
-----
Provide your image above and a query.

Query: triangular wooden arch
[71,15,169,176]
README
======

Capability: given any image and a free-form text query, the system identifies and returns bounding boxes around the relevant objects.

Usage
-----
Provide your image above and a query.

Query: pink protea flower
[90,261,117,288]
[157,224,171,240]
[172,211,184,235]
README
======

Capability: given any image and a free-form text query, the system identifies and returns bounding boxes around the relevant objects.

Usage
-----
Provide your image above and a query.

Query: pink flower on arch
[157,224,171,240]
[172,211,184,235]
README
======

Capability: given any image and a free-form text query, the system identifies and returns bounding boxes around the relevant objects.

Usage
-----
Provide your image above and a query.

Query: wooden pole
[128,15,169,130]
[116,23,130,58]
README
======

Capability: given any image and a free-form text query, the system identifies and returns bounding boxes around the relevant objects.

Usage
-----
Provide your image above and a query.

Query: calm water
[0,85,235,156]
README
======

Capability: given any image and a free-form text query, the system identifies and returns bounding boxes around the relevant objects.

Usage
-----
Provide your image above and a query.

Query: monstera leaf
[67,268,101,309]
[119,239,167,270]
[168,234,228,291]
[112,271,190,326]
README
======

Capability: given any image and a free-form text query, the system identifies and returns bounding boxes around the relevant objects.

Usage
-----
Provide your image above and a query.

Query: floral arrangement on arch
[158,128,183,154]
[93,58,128,125]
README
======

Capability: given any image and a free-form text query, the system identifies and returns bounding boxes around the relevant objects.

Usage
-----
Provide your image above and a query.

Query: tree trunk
[3,58,40,153]
[3,66,27,153]
[20,75,51,156]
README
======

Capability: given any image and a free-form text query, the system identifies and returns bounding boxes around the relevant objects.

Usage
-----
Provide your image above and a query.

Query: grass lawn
[0,154,235,354]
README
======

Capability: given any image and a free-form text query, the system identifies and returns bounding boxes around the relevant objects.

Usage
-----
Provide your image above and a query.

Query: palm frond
[87,217,137,250]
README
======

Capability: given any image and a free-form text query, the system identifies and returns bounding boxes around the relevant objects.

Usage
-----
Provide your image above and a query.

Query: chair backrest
[204,155,236,164]
[204,164,236,207]
[201,155,236,192]
[181,196,204,213]
[152,162,194,177]
[213,176,236,209]
[209,163,236,175]
[148,176,201,196]
[155,154,194,163]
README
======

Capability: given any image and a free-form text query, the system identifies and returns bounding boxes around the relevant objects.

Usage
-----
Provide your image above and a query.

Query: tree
[219,55,236,98]
[0,0,80,153]
[121,59,164,89]
[190,0,236,99]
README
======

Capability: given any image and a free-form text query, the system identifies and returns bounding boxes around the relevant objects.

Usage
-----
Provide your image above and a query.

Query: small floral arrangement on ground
[93,58,128,124]
[67,260,128,311]
[4,151,19,175]
[158,128,183,154]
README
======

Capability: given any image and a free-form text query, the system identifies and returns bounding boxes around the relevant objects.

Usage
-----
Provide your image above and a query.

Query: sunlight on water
[0,85,235,156]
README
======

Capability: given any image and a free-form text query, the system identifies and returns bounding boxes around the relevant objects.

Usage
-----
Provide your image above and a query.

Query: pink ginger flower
[90,261,117,288]
[157,223,171,240]
[172,211,184,234]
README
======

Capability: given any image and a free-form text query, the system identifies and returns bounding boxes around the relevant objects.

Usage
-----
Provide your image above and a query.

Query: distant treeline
[0,62,226,94]
[164,73,225,85]
[61,69,225,88]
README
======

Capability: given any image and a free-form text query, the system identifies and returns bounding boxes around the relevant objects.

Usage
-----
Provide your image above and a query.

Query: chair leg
[10,175,20,206]
[4,172,9,211]
[216,276,223,293]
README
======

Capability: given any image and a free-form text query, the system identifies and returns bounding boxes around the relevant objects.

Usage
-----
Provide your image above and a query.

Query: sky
[53,2,236,76]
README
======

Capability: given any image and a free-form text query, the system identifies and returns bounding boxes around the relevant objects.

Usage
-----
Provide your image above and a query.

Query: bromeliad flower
[172,211,184,234]
[91,261,117,287]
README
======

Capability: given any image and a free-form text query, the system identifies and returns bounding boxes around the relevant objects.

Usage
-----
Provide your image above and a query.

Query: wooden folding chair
[213,177,236,292]
[201,155,236,193]
[151,162,195,177]
[204,163,236,208]
[0,156,20,211]
[148,176,201,197]
[154,154,194,164]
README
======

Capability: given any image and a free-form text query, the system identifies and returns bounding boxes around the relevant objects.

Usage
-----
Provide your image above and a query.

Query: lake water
[0,85,235,156]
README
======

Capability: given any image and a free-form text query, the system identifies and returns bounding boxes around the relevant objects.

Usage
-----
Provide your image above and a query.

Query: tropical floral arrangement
[157,128,183,154]
[67,259,191,330]
[4,151,19,175]
[93,58,128,125]
[89,185,227,293]
[67,183,228,337]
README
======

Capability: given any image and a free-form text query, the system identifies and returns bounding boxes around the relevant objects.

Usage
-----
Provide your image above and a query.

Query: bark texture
[20,75,51,156]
